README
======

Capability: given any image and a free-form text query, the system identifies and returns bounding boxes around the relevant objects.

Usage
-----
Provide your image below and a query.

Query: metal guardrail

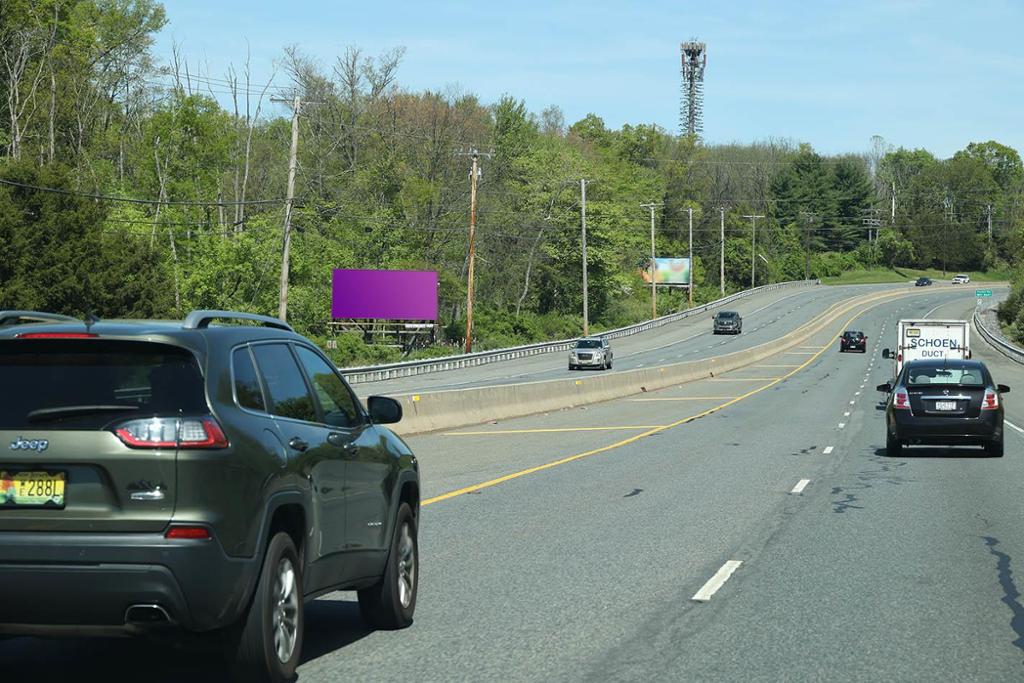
[973,307,1024,365]
[342,279,820,384]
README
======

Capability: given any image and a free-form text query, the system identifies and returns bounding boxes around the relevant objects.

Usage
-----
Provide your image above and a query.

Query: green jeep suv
[0,310,420,682]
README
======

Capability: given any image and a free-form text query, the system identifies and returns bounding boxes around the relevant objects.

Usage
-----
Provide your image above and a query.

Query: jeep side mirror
[876,383,892,393]
[368,396,403,424]
[998,384,1011,394]
[882,349,892,359]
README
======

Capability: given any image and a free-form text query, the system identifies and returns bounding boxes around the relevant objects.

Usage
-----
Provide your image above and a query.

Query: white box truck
[882,319,971,376]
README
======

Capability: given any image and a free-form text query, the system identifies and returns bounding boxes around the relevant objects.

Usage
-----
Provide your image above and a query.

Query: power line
[0,177,286,207]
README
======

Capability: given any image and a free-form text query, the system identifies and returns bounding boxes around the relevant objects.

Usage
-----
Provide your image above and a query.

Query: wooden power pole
[457,149,490,352]
[742,214,764,288]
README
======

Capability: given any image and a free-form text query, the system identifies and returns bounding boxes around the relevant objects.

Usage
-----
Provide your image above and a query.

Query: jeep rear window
[0,340,207,430]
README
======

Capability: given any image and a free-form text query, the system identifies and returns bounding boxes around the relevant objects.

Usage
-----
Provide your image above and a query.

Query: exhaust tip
[125,604,173,625]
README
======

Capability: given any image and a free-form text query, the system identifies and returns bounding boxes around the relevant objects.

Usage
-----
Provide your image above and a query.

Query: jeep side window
[294,345,360,429]
[232,347,266,412]
[251,344,317,423]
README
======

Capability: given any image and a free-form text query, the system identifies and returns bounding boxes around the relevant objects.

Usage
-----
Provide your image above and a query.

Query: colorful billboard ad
[640,257,691,285]
[331,269,439,321]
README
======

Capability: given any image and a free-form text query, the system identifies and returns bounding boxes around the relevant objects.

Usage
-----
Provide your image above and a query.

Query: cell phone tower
[680,41,707,139]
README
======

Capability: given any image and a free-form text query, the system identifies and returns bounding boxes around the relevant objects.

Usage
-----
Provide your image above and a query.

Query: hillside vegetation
[2,2,1023,362]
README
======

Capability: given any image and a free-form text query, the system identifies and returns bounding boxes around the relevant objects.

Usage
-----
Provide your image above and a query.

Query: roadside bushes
[997,268,1024,344]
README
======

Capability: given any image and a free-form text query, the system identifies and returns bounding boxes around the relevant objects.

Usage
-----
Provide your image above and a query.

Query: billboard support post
[641,202,664,320]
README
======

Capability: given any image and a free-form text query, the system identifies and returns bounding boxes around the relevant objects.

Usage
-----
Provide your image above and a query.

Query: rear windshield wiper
[26,405,140,422]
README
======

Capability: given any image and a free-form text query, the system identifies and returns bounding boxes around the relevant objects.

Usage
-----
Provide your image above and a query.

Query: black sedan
[915,277,932,286]
[876,359,1010,457]
[840,330,867,352]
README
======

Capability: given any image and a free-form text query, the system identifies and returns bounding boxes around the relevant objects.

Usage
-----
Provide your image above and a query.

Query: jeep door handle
[288,437,309,452]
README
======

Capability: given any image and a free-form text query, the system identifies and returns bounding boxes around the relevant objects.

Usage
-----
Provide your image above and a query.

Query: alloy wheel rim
[396,523,416,608]
[272,557,299,663]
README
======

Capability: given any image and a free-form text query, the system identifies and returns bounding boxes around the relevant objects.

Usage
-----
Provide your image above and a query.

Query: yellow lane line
[442,426,666,436]
[422,291,906,507]
[630,397,738,402]
[708,377,782,381]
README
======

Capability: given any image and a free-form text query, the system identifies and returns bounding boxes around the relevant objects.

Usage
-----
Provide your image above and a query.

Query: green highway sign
[976,289,993,298]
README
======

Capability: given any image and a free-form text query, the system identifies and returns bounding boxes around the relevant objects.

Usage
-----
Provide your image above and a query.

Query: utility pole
[688,207,694,308]
[986,204,993,244]
[581,178,590,336]
[455,149,491,353]
[272,94,303,322]
[719,207,726,295]
[641,202,663,319]
[942,194,952,277]
[742,214,764,288]
[891,182,896,224]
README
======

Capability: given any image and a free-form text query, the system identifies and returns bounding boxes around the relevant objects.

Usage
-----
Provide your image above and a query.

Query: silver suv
[568,337,612,370]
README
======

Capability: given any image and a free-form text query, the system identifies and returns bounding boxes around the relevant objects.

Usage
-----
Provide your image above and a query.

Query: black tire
[886,432,902,457]
[986,439,1004,457]
[568,364,576,371]
[358,503,418,630]
[225,531,304,683]
[607,359,613,370]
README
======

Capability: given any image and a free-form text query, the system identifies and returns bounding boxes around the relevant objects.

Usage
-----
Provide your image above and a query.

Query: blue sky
[154,0,1024,158]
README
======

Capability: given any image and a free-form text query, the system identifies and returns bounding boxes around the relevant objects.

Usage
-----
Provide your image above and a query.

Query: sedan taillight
[894,389,911,410]
[982,389,1000,411]
[114,417,229,449]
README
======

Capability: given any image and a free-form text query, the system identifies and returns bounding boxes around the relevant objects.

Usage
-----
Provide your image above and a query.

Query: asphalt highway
[353,283,913,397]
[5,286,1023,681]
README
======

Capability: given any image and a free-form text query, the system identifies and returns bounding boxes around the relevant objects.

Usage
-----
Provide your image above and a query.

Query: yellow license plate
[0,471,66,507]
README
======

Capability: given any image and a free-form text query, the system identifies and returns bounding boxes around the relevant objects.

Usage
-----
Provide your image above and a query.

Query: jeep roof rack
[0,311,79,327]
[183,309,294,332]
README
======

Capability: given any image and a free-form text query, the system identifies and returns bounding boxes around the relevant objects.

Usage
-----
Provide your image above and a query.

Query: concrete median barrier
[384,287,931,435]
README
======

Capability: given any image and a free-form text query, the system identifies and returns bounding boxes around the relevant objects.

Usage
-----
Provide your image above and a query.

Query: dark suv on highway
[713,310,742,334]
[0,310,420,683]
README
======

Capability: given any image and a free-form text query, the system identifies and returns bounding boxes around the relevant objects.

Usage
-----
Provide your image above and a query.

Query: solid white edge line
[692,560,743,602]
[791,479,811,494]
[1007,420,1024,435]
[823,446,834,454]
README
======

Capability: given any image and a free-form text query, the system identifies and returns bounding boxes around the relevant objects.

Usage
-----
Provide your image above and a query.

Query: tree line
[3,1,1023,362]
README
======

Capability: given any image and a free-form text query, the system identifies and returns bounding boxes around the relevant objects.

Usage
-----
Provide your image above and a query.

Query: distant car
[952,274,971,284]
[569,337,612,370]
[915,277,933,287]
[713,311,742,335]
[840,330,867,353]
[876,359,1010,457]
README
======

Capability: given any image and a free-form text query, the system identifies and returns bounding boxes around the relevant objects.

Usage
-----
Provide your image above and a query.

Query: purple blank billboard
[331,269,439,321]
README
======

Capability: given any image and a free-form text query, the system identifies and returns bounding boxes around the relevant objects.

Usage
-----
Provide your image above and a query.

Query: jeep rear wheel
[986,438,1004,457]
[886,432,902,457]
[226,531,304,683]
[358,503,418,629]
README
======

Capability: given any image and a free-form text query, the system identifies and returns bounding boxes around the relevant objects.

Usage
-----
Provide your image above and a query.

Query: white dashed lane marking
[823,446,834,454]
[692,561,743,602]
[791,479,811,494]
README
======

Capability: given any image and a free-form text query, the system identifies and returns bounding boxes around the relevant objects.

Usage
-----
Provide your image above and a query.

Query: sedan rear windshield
[906,366,987,387]
[0,340,207,430]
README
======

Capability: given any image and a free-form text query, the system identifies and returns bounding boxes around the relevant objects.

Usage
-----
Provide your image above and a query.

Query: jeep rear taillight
[894,389,911,410]
[982,389,1000,411]
[114,417,228,449]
